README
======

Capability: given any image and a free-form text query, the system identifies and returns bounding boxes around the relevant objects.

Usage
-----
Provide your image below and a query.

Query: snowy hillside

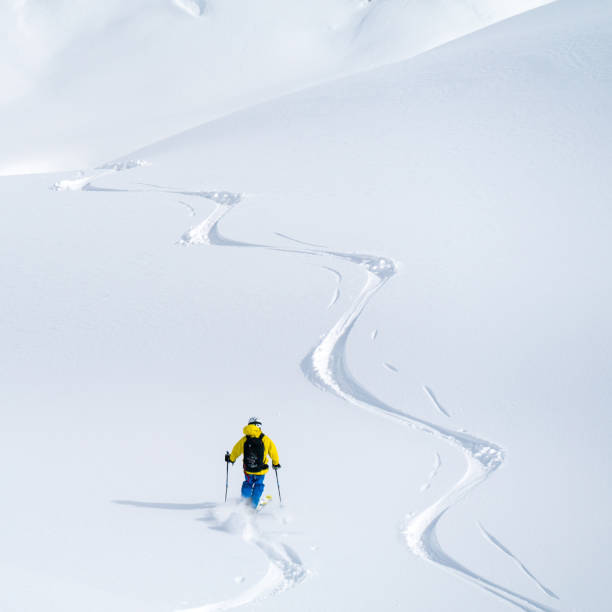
[2,0,611,611]
[0,0,552,174]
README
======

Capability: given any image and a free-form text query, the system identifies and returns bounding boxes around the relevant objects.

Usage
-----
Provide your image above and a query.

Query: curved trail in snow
[59,167,560,611]
[423,385,451,418]
[295,254,556,612]
[321,266,342,308]
[180,192,560,612]
[478,523,560,601]
[420,452,442,493]
[191,503,308,612]
[189,504,308,612]
[113,500,307,612]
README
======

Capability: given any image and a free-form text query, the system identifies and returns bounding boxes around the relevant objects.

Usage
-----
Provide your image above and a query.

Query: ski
[257,495,273,511]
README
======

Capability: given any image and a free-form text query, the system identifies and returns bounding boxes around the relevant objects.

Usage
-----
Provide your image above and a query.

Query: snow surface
[2,0,611,611]
[0,0,552,174]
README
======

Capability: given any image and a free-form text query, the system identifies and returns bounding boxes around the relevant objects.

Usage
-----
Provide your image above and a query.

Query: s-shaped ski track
[179,191,561,612]
[54,167,561,611]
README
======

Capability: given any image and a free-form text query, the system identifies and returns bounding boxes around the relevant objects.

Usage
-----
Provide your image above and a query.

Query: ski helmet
[248,417,262,427]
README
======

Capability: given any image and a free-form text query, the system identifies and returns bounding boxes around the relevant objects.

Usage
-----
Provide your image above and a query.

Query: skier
[225,417,281,508]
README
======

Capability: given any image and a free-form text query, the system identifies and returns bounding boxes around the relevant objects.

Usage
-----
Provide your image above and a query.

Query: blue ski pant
[241,473,265,508]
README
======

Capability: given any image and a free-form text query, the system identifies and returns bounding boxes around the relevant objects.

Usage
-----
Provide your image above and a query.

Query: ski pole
[224,451,230,502]
[274,468,282,505]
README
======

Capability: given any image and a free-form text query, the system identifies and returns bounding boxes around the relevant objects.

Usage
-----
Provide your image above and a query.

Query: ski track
[478,523,560,601]
[50,159,149,191]
[178,200,197,217]
[420,452,442,492]
[423,385,451,418]
[113,500,307,612]
[275,232,328,249]
[59,167,561,611]
[191,503,308,612]
[321,266,342,309]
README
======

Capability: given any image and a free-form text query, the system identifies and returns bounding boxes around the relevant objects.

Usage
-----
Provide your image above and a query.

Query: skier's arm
[229,437,245,463]
[268,438,280,466]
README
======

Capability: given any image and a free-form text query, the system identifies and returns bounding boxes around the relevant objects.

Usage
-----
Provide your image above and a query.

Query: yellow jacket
[230,424,280,475]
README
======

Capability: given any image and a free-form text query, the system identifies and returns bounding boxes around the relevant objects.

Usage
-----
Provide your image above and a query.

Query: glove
[272,464,281,470]
[225,452,234,464]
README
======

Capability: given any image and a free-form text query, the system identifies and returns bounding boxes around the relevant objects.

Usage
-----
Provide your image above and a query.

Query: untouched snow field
[0,0,552,174]
[1,0,611,611]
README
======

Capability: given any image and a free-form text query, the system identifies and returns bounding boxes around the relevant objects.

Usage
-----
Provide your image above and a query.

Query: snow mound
[173,0,206,18]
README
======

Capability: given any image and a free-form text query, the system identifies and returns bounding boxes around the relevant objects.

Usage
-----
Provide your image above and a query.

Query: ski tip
[257,495,274,510]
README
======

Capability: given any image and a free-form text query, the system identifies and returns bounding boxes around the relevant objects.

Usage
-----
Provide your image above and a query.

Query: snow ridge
[173,0,206,18]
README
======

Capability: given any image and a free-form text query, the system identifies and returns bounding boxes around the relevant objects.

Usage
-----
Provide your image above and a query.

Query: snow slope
[2,0,611,611]
[0,0,551,174]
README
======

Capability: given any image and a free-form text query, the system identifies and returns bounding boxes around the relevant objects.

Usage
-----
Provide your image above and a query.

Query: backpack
[243,433,266,472]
